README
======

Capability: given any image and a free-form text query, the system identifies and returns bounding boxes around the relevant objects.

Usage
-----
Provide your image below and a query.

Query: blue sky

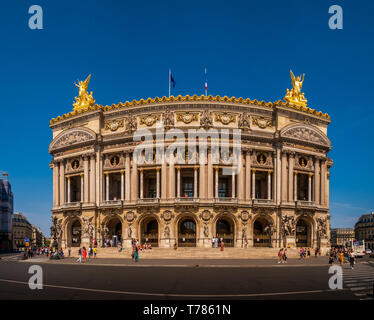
[0,0,373,235]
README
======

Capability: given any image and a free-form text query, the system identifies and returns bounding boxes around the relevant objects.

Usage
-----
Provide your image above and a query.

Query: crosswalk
[343,262,374,300]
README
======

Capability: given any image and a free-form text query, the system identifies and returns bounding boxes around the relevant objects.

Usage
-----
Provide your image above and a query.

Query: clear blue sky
[0,0,373,235]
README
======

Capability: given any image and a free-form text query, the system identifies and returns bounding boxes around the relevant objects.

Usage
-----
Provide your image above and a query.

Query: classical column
[83,156,89,203]
[89,155,95,203]
[121,170,124,200]
[96,152,102,205]
[215,167,219,198]
[199,153,206,199]
[194,166,198,198]
[314,158,320,205]
[169,155,175,198]
[252,169,256,199]
[320,160,326,205]
[130,153,138,201]
[238,153,244,200]
[231,168,235,198]
[267,171,271,200]
[308,173,312,202]
[207,150,213,199]
[288,153,294,202]
[80,173,84,202]
[276,147,281,205]
[67,176,71,203]
[156,168,160,199]
[105,173,109,201]
[53,162,59,208]
[59,161,65,205]
[177,167,181,198]
[161,155,167,199]
[139,169,144,199]
[294,172,298,201]
[125,153,131,201]
[281,152,287,202]
[245,151,251,200]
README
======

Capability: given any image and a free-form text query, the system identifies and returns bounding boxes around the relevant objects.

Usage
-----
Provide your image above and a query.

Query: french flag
[205,67,208,95]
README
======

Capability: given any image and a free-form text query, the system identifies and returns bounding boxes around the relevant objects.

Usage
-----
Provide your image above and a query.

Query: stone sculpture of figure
[128,226,132,238]
[264,223,275,237]
[163,108,175,128]
[82,216,93,238]
[200,109,213,128]
[164,226,170,238]
[125,114,137,133]
[242,226,247,239]
[316,217,328,239]
[73,74,95,110]
[204,225,209,237]
[56,219,63,241]
[281,215,296,237]
[284,70,308,107]
[238,112,250,130]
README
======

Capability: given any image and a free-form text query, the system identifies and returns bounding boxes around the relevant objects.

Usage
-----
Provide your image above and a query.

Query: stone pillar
[169,156,175,198]
[131,153,138,201]
[294,172,298,201]
[288,153,294,202]
[207,150,213,199]
[53,162,59,208]
[281,152,287,202]
[267,171,271,200]
[194,166,198,198]
[199,153,206,199]
[80,173,84,202]
[245,151,251,200]
[156,168,160,199]
[252,169,256,199]
[314,158,320,205]
[238,153,244,201]
[320,160,326,205]
[121,170,124,200]
[89,155,95,203]
[308,174,312,202]
[125,153,131,201]
[139,169,144,199]
[161,155,167,199]
[215,167,219,198]
[83,157,89,203]
[231,168,235,198]
[67,176,71,203]
[177,167,181,198]
[276,148,281,205]
[59,161,65,205]
[105,173,109,201]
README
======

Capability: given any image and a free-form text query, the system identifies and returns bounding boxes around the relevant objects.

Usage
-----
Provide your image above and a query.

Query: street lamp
[50,216,60,260]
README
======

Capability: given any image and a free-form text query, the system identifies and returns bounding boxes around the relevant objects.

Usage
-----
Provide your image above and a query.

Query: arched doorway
[253,217,271,247]
[140,218,159,247]
[178,218,196,247]
[106,218,122,247]
[71,219,81,247]
[296,218,311,247]
[216,217,235,247]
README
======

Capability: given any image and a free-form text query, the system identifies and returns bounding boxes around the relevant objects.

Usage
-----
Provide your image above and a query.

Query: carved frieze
[125,114,137,133]
[176,112,199,124]
[200,109,213,128]
[252,116,273,129]
[238,112,250,130]
[280,124,331,148]
[162,108,175,127]
[139,114,161,126]
[105,119,124,132]
[214,112,236,125]
[49,128,96,152]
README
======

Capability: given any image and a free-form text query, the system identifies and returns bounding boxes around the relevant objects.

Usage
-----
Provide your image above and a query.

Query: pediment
[49,127,96,153]
[280,124,331,149]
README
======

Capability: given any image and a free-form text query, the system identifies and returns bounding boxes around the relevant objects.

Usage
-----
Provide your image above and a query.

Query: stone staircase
[64,247,300,259]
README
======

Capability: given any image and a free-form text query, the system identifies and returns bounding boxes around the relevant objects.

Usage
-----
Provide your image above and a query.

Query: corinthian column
[320,160,326,205]
[281,152,287,202]
[67,176,71,203]
[194,166,198,198]
[245,151,251,200]
[105,173,109,201]
[83,156,89,203]
[125,153,131,201]
[207,149,213,199]
[215,167,219,198]
[53,162,59,208]
[288,153,294,202]
[156,168,160,199]
[80,173,84,202]
[314,158,320,205]
[252,169,256,199]
[130,153,138,201]
[59,161,65,205]
[89,155,95,203]
[169,155,175,198]
[231,168,236,198]
[177,167,181,198]
[267,171,271,200]
[121,170,124,200]
[139,169,144,199]
[294,172,298,201]
[308,173,312,202]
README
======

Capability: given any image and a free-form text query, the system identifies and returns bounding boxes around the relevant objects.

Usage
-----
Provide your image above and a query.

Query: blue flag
[170,73,176,88]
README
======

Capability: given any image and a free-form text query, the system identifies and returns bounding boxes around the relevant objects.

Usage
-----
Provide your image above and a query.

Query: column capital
[309,173,313,178]
[67,175,71,180]
[194,166,198,171]
[252,169,256,173]
[156,167,160,172]
[120,170,124,175]
[80,173,84,177]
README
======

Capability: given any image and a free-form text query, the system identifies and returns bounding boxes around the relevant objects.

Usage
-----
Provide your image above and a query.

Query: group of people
[76,246,97,263]
[277,248,288,263]
[211,238,225,251]
[328,247,356,269]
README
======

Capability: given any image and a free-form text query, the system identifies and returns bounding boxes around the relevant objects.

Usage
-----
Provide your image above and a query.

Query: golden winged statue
[284,70,308,107]
[73,74,95,111]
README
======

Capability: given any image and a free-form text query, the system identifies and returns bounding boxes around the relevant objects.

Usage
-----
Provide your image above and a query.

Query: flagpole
[169,69,171,98]
[205,67,208,97]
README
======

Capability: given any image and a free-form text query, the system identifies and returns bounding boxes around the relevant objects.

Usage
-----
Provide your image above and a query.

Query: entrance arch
[296,218,312,247]
[178,217,196,247]
[253,216,271,247]
[106,217,122,246]
[140,217,159,247]
[216,217,235,247]
[70,219,81,247]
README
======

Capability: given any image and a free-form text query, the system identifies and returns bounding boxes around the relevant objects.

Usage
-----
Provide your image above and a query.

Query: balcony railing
[296,200,316,207]
[137,198,160,205]
[62,202,82,209]
[101,200,123,207]
[214,197,238,204]
[175,197,199,203]
[252,199,274,205]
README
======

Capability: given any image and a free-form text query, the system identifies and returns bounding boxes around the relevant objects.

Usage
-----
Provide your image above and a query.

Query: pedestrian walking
[77,248,82,263]
[82,247,87,262]
[220,238,224,251]
[283,248,288,263]
[68,247,71,257]
[350,250,355,269]
[277,248,283,264]
[299,247,304,259]
[338,251,344,265]
[307,248,311,259]
[93,247,97,258]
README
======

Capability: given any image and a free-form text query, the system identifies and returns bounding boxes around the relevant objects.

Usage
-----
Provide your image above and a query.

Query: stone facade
[355,212,374,250]
[0,174,13,252]
[49,93,333,251]
[12,212,33,249]
[330,228,355,247]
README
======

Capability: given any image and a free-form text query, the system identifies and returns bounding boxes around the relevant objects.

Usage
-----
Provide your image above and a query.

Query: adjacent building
[355,212,374,250]
[0,172,13,252]
[12,212,33,249]
[49,72,333,251]
[330,228,355,247]
[32,225,45,247]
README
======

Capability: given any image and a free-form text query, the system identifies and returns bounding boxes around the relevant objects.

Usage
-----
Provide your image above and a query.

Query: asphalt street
[1,255,372,300]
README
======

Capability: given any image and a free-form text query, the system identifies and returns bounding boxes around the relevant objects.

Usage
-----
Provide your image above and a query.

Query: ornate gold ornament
[126,211,136,223]
[284,70,308,107]
[105,119,124,132]
[73,74,95,111]
[252,116,272,129]
[176,112,199,124]
[200,210,213,222]
[139,114,161,126]
[257,153,267,165]
[110,155,120,166]
[214,112,236,125]
[71,159,80,169]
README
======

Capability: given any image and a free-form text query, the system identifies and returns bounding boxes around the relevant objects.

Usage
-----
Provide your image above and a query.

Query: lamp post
[50,216,60,260]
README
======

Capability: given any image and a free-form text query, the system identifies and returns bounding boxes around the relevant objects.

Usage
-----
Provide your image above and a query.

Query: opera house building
[49,72,333,251]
